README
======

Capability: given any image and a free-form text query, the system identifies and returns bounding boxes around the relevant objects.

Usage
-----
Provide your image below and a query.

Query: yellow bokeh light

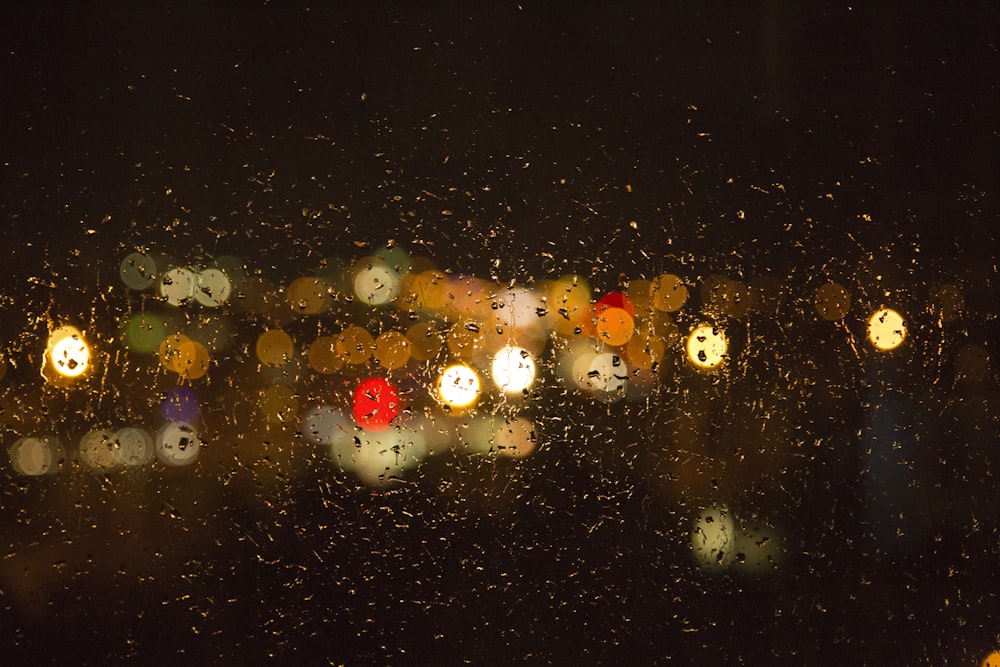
[256,329,294,366]
[374,330,412,370]
[45,326,90,379]
[437,363,481,410]
[981,650,1000,667]
[686,324,727,370]
[867,307,906,351]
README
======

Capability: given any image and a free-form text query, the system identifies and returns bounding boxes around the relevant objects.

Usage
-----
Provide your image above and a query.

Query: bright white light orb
[491,346,537,394]
[354,260,401,306]
[437,363,481,409]
[47,326,90,378]
[867,307,906,351]
[686,324,728,370]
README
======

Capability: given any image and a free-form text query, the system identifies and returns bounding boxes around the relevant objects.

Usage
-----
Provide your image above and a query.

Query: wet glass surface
[2,3,999,664]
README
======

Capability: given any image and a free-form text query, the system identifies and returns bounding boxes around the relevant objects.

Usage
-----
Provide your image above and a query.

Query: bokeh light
[437,363,481,410]
[491,346,537,394]
[686,325,727,370]
[354,258,401,305]
[155,422,201,467]
[815,281,851,321]
[8,436,64,476]
[867,308,906,351]
[44,326,91,381]
[256,329,295,366]
[495,417,538,458]
[691,507,736,569]
[159,266,197,306]
[112,427,154,467]
[194,267,233,308]
[353,378,401,431]
[651,273,688,312]
[78,429,121,473]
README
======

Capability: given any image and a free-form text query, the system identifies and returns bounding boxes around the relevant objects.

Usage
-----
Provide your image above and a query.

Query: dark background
[1,2,999,664]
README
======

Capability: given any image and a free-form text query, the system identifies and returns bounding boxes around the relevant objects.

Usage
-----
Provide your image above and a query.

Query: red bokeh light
[352,378,400,431]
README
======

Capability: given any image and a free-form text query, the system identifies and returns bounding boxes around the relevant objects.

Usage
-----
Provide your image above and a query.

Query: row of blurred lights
[4,245,988,579]
[6,244,973,487]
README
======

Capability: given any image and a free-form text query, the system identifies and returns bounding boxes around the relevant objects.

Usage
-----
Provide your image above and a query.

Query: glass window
[2,4,998,664]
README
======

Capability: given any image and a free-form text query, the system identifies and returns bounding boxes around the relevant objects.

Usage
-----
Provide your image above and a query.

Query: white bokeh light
[354,260,401,306]
[155,422,201,467]
[438,363,481,409]
[491,346,537,394]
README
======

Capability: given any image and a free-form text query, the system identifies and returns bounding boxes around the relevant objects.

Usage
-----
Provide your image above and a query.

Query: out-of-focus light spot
[867,307,906,351]
[496,417,538,458]
[260,384,298,425]
[438,363,481,410]
[120,252,158,291]
[353,377,400,431]
[596,291,636,318]
[340,427,427,486]
[733,520,784,573]
[0,349,7,383]
[692,507,735,569]
[299,405,351,446]
[625,323,666,371]
[686,325,727,370]
[354,258,401,305]
[492,346,537,394]
[8,436,63,476]
[78,429,120,473]
[625,280,654,318]
[981,650,1000,667]
[175,340,210,379]
[307,336,342,374]
[194,268,232,308]
[701,275,751,318]
[155,422,201,467]
[373,330,411,370]
[815,281,851,321]
[113,427,154,467]
[45,326,90,380]
[583,352,628,395]
[286,276,332,315]
[549,275,592,336]
[337,325,375,365]
[594,306,635,346]
[158,333,191,373]
[930,282,964,323]
[651,273,688,312]
[122,313,167,353]
[406,321,443,361]
[162,386,200,424]
[256,329,294,366]
[159,266,197,306]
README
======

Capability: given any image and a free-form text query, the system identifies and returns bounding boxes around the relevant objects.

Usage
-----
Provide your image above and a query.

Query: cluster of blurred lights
[5,244,987,492]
